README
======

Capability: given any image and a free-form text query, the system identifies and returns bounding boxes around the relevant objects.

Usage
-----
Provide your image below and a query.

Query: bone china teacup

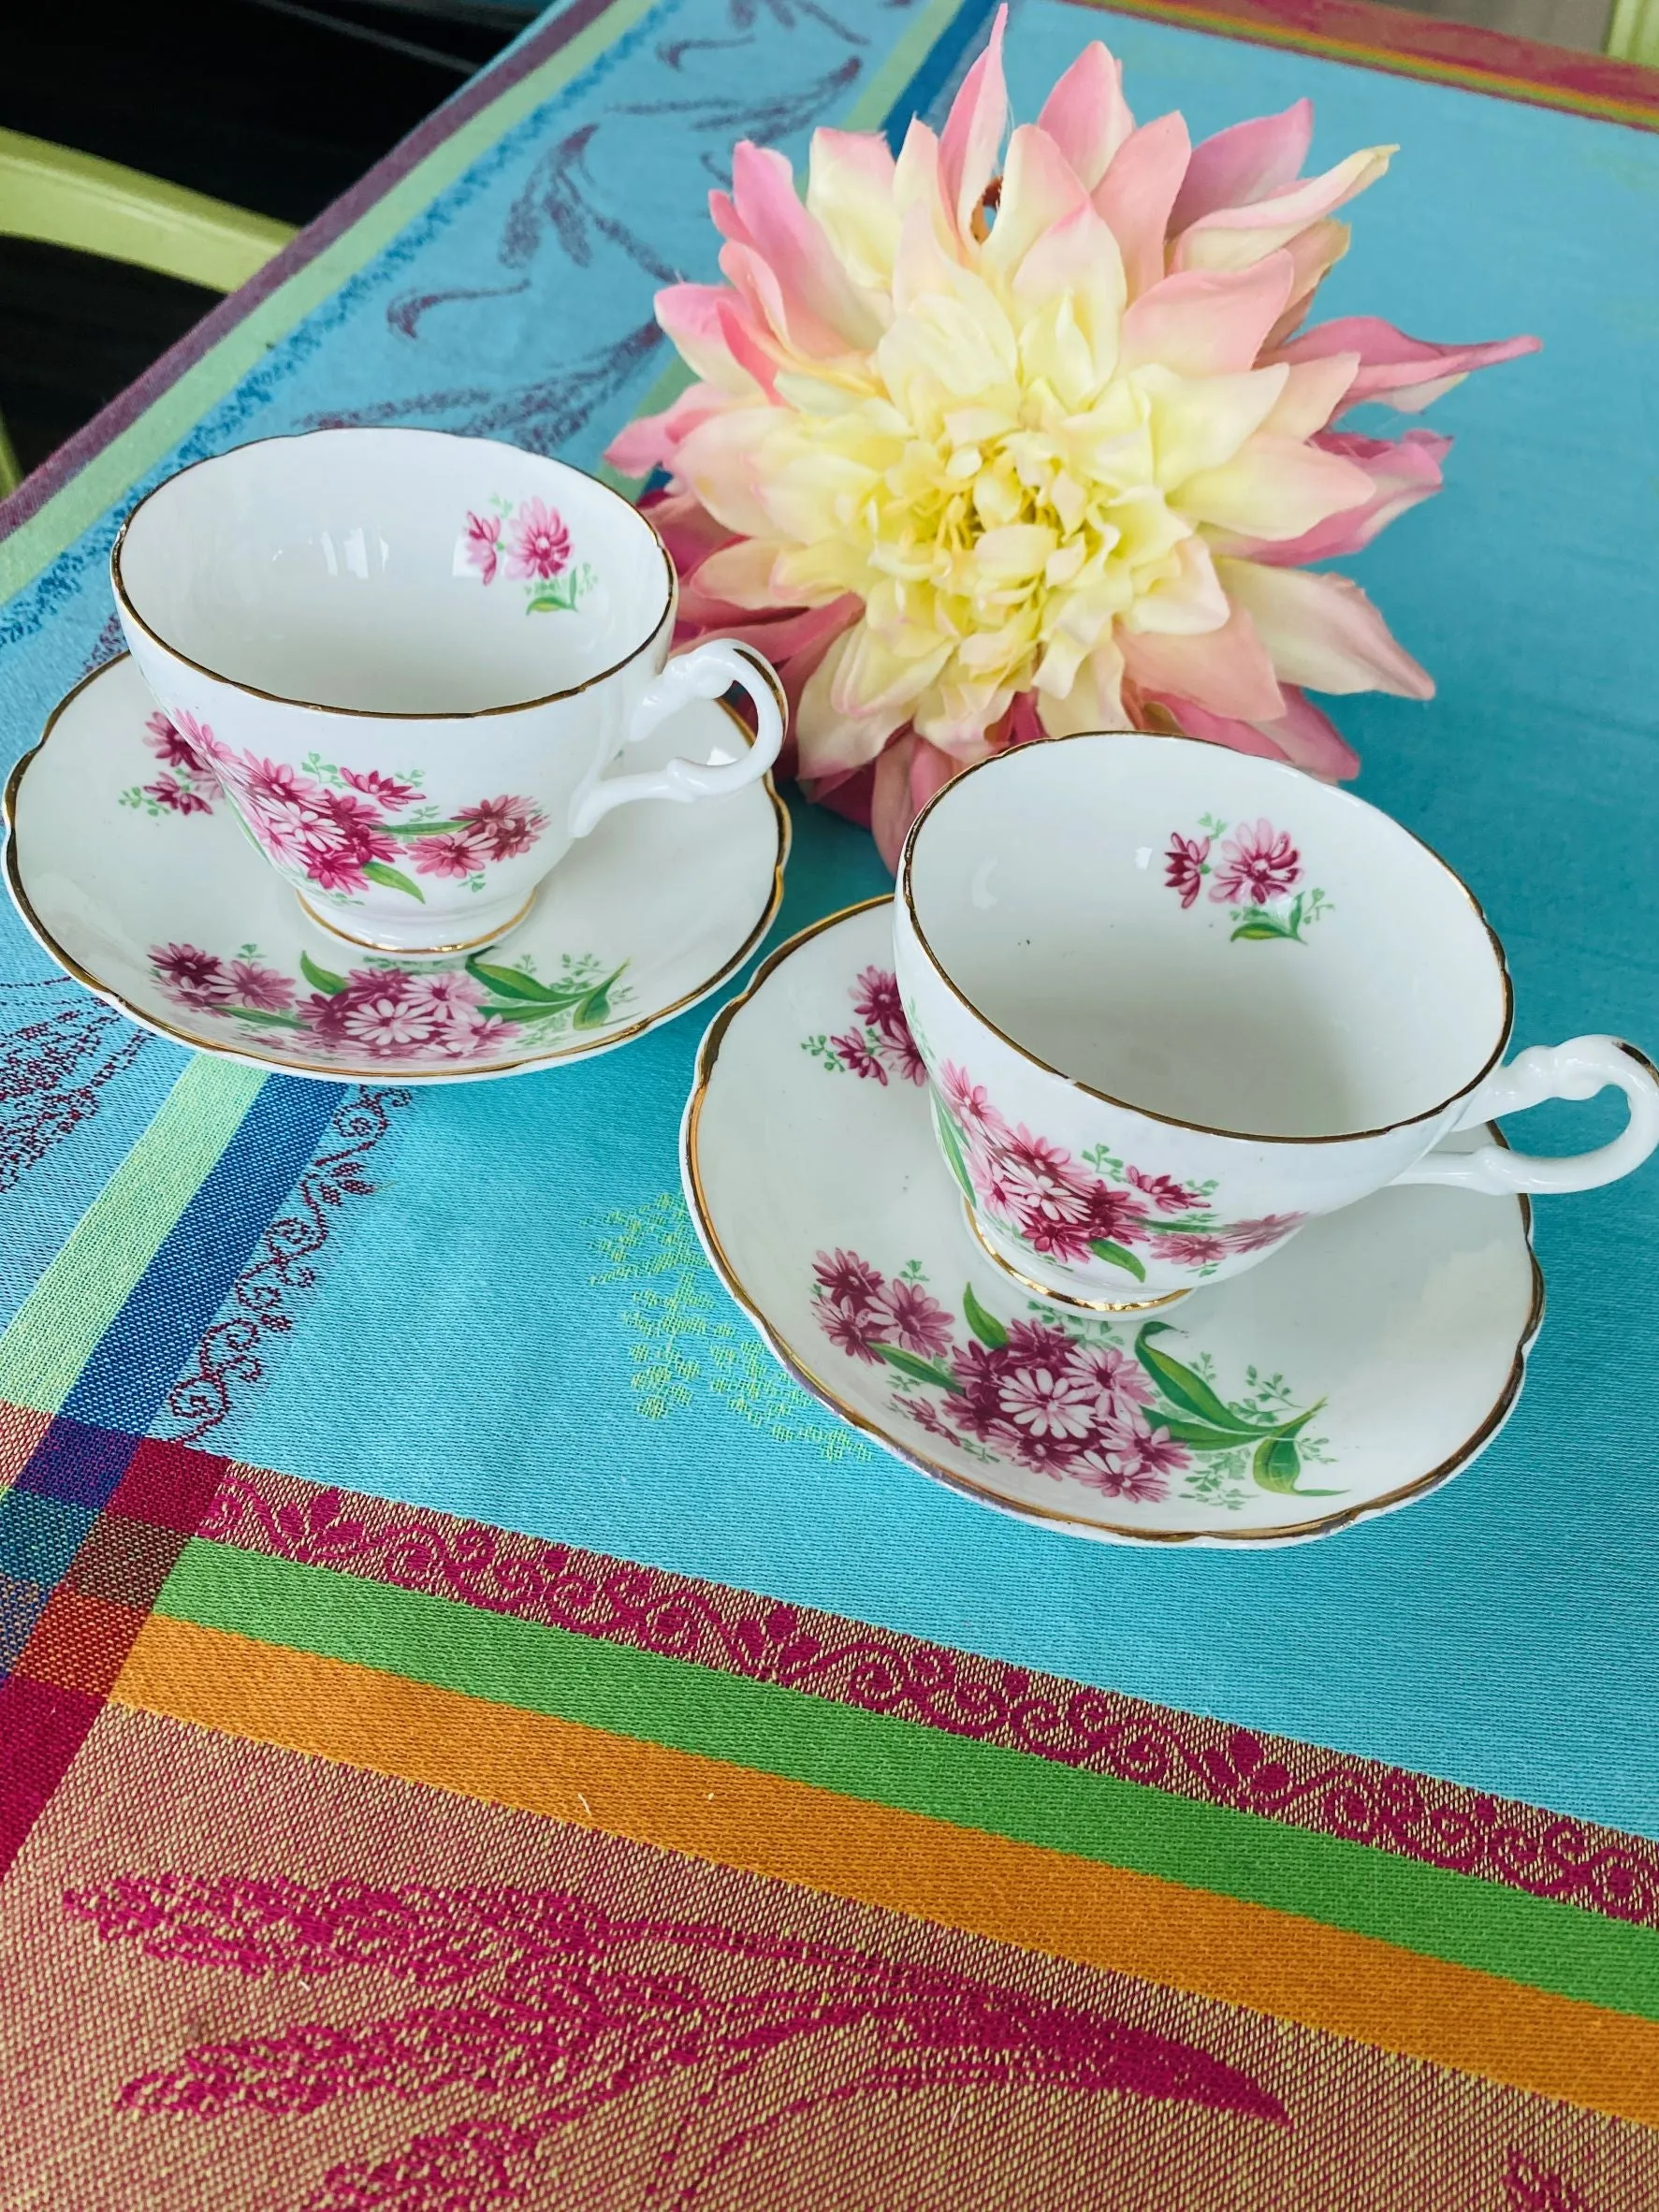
[112,428,784,955]
[894,733,1659,1310]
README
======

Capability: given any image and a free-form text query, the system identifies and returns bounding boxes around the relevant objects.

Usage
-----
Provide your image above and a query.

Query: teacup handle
[568,640,784,837]
[1390,1037,1659,1196]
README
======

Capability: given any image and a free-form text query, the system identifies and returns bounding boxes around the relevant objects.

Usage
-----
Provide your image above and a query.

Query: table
[2,2,1658,2203]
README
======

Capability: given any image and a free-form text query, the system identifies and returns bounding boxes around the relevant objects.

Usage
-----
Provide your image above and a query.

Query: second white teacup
[895,734,1659,1309]
[113,428,783,954]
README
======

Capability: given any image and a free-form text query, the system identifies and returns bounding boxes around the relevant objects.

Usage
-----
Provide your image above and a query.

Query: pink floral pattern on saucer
[148,942,629,1066]
[812,1255,1334,1507]
[805,970,1304,1289]
[1164,815,1331,943]
[122,708,548,908]
[119,709,223,818]
[463,494,597,615]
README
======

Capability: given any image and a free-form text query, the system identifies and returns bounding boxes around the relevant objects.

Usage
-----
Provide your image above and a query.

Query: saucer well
[683,899,1544,1546]
[5,655,787,1084]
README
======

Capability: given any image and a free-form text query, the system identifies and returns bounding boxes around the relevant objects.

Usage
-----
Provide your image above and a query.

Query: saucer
[5,655,787,1084]
[682,899,1544,1546]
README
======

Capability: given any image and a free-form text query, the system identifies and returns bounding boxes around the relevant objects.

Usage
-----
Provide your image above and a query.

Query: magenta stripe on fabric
[0,0,619,539]
[202,1463,1659,1929]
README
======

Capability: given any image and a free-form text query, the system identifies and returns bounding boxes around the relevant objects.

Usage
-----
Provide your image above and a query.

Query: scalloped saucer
[6,654,787,1084]
[683,898,1545,1546]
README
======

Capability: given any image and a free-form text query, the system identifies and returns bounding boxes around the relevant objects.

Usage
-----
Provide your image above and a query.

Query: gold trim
[895,731,1517,1151]
[4,661,791,1084]
[110,428,680,721]
[682,895,1546,1548]
[962,1201,1189,1313]
[297,889,538,957]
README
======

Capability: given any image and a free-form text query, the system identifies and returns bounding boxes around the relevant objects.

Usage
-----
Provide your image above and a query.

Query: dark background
[0,0,1614,484]
[0,0,531,476]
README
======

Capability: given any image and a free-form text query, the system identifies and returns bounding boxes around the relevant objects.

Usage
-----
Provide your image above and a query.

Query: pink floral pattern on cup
[1164,815,1331,943]
[119,708,224,818]
[804,970,1304,1289]
[123,709,549,908]
[463,494,596,614]
[812,1254,1333,1506]
[148,941,628,1065]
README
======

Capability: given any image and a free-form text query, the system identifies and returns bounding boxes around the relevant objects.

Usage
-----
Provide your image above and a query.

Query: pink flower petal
[1259,353,1360,439]
[1217,558,1433,698]
[1175,432,1373,541]
[1259,685,1360,778]
[729,140,884,354]
[1092,112,1190,298]
[1172,144,1393,274]
[653,283,764,395]
[796,630,914,779]
[604,383,735,479]
[1263,218,1351,349]
[1168,98,1313,233]
[1121,603,1283,720]
[1145,694,1293,763]
[982,124,1092,287]
[1119,255,1294,377]
[939,2,1009,243]
[1036,42,1134,193]
[642,488,738,576]
[673,404,784,539]
[1215,428,1450,565]
[1272,316,1542,414]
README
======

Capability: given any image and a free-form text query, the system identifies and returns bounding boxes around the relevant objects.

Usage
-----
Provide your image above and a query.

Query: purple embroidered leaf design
[65,1875,1284,2211]
[0,984,150,1195]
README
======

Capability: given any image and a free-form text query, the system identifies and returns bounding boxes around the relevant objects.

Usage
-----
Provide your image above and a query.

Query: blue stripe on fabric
[59,1078,348,1436]
[883,0,1007,151]
[13,1417,140,1510]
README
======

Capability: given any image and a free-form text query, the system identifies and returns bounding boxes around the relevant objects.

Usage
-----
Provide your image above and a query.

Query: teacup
[894,733,1659,1309]
[112,428,783,955]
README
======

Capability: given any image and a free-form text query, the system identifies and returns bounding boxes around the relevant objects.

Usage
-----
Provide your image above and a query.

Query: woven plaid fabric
[3,1,1658,2202]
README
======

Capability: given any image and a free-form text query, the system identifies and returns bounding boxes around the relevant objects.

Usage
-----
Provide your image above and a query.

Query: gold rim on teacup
[681,895,1547,1548]
[110,429,679,722]
[4,661,790,1084]
[896,730,1516,1151]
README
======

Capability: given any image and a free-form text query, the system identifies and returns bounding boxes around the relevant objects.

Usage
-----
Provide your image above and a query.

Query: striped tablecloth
[3,2,1658,2204]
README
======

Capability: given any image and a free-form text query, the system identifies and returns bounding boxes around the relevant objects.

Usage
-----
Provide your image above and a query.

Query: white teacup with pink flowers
[113,428,782,954]
[894,733,1659,1308]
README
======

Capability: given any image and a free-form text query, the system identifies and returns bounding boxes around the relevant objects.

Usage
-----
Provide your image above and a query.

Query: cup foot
[297,888,537,958]
[962,1202,1192,1315]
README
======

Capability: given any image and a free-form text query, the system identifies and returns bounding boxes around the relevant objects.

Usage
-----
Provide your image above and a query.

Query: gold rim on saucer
[683,895,1545,1548]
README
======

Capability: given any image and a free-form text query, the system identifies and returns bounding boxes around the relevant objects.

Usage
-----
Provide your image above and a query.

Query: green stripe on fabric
[0,0,661,604]
[0,1059,266,1421]
[159,1536,1659,2022]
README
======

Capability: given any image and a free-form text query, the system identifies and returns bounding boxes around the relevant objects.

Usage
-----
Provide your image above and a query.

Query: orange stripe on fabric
[110,1612,1659,2127]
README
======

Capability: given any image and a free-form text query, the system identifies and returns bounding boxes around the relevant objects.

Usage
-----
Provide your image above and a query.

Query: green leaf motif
[1135,1323,1263,1433]
[1252,1436,1302,1492]
[574,965,628,1030]
[360,862,425,902]
[383,817,468,839]
[299,951,348,996]
[876,1344,963,1394]
[465,957,590,1007]
[962,1283,1008,1348]
[933,1103,976,1201]
[1151,1413,1271,1453]
[1088,1239,1145,1281]
[225,1006,305,1028]
[1230,919,1291,941]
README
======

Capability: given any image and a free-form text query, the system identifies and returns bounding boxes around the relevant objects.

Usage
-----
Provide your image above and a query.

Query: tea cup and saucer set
[683,734,1659,1545]
[4,428,789,1081]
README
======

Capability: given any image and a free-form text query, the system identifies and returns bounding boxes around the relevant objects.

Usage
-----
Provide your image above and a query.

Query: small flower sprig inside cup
[895,733,1659,1310]
[112,428,785,957]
